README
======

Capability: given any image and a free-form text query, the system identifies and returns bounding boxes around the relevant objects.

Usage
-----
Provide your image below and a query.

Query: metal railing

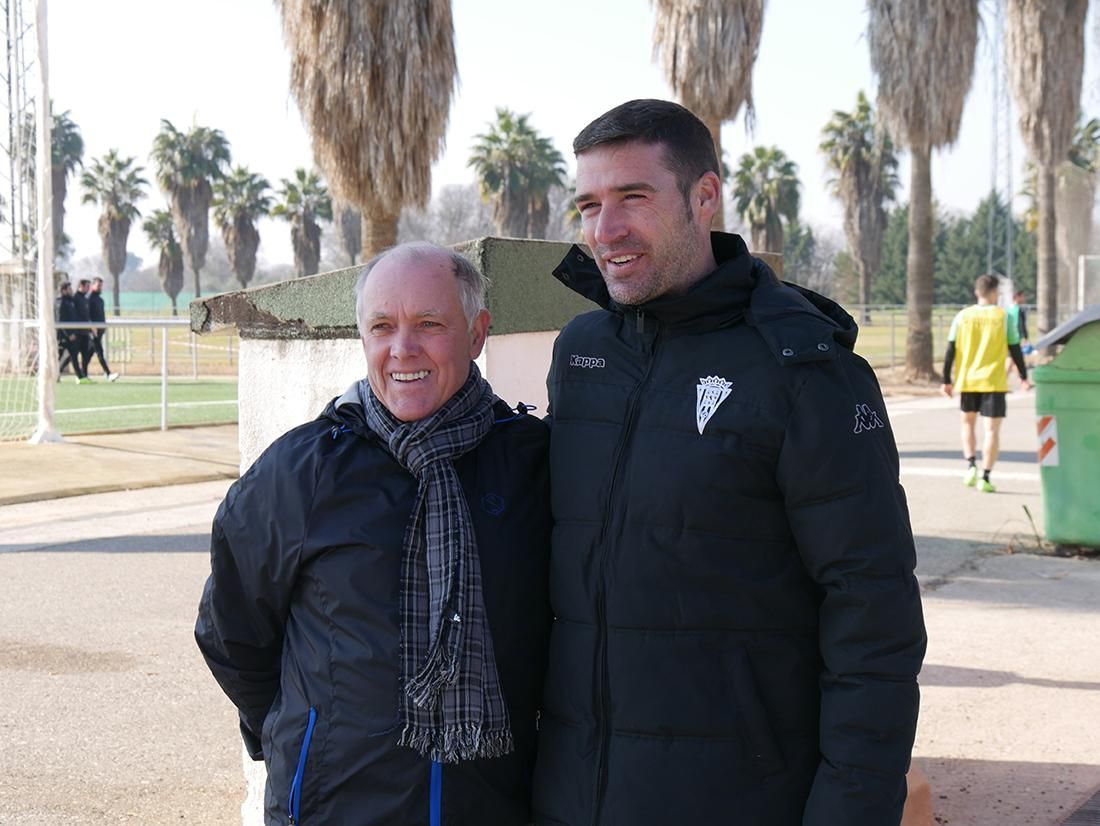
[12,317,238,435]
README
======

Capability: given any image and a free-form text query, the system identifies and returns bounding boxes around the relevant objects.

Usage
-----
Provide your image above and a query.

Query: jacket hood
[553,231,858,365]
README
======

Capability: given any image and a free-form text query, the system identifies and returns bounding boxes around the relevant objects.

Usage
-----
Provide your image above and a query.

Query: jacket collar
[552,231,858,364]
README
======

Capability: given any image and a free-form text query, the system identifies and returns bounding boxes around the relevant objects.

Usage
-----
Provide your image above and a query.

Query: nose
[390,326,420,358]
[592,202,628,247]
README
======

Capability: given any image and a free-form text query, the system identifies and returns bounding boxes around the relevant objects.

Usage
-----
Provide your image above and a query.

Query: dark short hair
[59,281,72,291]
[78,278,91,287]
[573,99,719,200]
[975,273,999,297]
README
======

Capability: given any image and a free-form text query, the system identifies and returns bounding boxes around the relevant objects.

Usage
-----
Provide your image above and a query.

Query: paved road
[1,393,1097,825]
[887,390,1100,825]
[0,481,241,825]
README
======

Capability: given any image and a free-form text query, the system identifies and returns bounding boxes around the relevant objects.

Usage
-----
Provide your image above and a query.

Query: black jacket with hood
[532,233,926,826]
[196,386,551,826]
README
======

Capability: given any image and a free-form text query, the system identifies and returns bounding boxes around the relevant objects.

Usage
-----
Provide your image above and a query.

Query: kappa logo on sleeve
[569,354,606,369]
[853,403,885,434]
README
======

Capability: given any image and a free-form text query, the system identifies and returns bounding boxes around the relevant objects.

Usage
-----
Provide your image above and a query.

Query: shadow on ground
[914,757,1100,826]
[0,533,210,554]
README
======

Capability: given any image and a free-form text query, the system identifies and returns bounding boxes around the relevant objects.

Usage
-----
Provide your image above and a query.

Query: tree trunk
[906,144,935,381]
[363,209,398,258]
[705,115,724,231]
[192,266,202,299]
[111,273,121,317]
[1036,161,1058,343]
[857,257,871,324]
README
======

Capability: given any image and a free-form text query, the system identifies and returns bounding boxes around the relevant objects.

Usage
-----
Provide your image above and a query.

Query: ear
[693,171,722,227]
[468,309,491,358]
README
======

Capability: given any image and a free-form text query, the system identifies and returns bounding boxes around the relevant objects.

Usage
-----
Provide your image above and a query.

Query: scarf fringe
[399,722,515,764]
[405,633,460,707]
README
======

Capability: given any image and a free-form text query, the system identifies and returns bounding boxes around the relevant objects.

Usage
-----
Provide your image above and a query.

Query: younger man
[942,273,1030,493]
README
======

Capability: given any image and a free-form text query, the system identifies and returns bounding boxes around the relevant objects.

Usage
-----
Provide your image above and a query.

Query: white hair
[354,242,488,338]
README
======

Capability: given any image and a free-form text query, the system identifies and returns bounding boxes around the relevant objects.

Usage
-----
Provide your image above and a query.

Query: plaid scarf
[358,364,514,763]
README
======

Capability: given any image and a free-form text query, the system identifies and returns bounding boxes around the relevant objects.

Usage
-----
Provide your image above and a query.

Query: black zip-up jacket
[88,291,106,325]
[196,387,552,826]
[533,233,926,826]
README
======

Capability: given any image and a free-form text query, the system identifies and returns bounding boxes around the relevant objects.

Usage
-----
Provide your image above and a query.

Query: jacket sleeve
[775,353,927,826]
[194,445,313,760]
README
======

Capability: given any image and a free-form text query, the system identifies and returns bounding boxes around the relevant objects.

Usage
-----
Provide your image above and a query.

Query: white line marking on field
[0,399,236,418]
[900,464,1039,482]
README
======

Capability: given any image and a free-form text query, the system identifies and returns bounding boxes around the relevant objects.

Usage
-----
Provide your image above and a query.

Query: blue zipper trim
[288,707,317,825]
[430,761,442,826]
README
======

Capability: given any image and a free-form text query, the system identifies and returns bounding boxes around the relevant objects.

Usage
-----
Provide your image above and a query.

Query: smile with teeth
[608,254,640,265]
[391,370,431,382]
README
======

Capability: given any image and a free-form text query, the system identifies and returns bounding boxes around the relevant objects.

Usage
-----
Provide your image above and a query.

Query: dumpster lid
[1034,303,1100,350]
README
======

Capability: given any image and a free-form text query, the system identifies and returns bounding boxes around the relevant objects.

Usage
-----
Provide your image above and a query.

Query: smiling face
[574,140,719,306]
[358,250,490,423]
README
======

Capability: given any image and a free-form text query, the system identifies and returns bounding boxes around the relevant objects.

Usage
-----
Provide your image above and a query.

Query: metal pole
[29,0,59,444]
[191,330,197,379]
[890,310,896,367]
[1078,254,1086,313]
[160,326,168,431]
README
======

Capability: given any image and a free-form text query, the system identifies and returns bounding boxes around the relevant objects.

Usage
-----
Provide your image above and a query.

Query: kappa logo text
[569,354,606,369]
[853,403,885,434]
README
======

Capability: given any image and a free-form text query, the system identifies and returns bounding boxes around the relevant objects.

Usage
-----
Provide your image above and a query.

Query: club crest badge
[696,376,732,434]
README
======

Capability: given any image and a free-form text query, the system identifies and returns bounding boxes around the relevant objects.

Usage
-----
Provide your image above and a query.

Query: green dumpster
[1032,305,1100,547]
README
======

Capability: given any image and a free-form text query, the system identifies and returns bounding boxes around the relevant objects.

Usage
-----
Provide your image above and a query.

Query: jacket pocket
[728,647,786,777]
[288,707,317,825]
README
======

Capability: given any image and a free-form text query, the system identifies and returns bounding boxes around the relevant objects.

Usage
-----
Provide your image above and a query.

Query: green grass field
[0,376,237,439]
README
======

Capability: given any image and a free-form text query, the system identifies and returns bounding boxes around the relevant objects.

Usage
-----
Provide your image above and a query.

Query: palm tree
[868,0,979,381]
[652,0,766,229]
[80,150,147,315]
[271,168,332,277]
[731,146,800,253]
[151,119,231,299]
[334,202,362,266]
[1006,0,1088,338]
[820,91,899,321]
[468,108,566,239]
[276,0,456,256]
[1021,116,1100,232]
[142,209,185,316]
[213,167,272,290]
[50,109,84,260]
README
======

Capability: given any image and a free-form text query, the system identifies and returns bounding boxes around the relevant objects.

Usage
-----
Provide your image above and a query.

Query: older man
[534,100,926,825]
[196,242,551,825]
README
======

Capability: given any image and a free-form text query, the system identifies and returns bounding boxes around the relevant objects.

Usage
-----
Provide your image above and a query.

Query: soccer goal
[0,0,57,443]
[0,262,40,440]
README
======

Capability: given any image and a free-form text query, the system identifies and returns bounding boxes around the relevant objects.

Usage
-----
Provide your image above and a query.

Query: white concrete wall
[238,337,365,467]
[483,330,557,416]
[238,337,364,825]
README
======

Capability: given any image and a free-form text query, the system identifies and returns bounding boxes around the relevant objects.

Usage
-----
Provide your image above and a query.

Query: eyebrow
[367,309,442,320]
[574,181,658,205]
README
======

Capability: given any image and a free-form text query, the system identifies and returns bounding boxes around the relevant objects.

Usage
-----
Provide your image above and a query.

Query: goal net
[0,0,43,442]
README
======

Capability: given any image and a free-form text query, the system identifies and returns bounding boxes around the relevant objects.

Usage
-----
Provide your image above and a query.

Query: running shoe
[963,466,978,487]
[978,479,996,493]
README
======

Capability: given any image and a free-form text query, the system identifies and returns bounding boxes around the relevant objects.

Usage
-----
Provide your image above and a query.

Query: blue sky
[51,0,1099,268]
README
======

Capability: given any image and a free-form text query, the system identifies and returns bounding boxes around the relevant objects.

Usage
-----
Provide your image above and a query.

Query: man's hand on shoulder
[941,384,953,398]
